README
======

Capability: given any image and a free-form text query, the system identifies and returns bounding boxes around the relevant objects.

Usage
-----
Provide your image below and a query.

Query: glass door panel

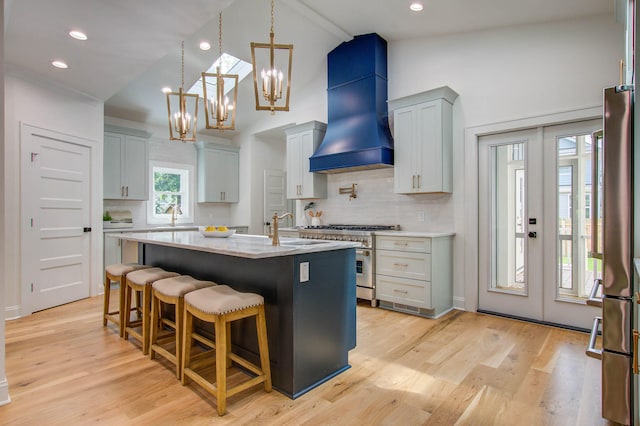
[491,143,525,293]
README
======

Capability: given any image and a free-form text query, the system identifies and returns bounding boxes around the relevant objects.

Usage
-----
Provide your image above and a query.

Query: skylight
[188,53,252,98]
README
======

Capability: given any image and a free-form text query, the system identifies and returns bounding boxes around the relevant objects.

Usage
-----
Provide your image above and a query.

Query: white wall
[0,0,8,407]
[4,73,104,318]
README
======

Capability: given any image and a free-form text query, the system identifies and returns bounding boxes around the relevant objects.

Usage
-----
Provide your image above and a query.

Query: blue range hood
[309,33,394,173]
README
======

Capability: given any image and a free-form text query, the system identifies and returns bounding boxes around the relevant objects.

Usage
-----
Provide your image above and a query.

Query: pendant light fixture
[166,41,198,142]
[202,11,238,130]
[250,0,293,114]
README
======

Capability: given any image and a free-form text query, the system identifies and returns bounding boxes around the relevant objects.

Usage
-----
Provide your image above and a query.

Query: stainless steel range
[298,224,400,306]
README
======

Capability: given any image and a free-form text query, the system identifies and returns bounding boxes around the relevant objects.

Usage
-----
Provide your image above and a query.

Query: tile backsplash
[297,168,456,232]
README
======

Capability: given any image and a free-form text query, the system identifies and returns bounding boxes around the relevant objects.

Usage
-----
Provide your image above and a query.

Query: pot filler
[309,33,394,173]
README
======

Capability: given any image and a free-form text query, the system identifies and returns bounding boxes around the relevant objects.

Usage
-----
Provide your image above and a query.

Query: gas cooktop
[303,224,400,232]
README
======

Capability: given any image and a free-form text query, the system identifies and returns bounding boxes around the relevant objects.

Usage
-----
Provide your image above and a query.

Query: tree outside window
[148,162,193,224]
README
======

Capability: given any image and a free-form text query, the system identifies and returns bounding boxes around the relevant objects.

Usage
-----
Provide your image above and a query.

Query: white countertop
[103,225,198,233]
[108,230,359,259]
[374,231,455,238]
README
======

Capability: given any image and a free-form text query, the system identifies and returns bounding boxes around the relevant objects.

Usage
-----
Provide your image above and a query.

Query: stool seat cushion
[185,285,264,315]
[153,275,217,298]
[106,263,151,277]
[126,267,179,285]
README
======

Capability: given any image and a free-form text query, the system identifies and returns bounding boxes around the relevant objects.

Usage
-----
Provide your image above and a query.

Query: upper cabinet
[103,126,150,200]
[196,141,240,203]
[389,86,458,194]
[285,121,327,199]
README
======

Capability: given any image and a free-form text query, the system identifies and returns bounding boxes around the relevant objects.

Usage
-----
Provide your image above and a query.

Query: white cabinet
[196,142,240,203]
[103,127,150,200]
[103,233,138,267]
[389,86,458,194]
[285,121,327,199]
[375,234,453,318]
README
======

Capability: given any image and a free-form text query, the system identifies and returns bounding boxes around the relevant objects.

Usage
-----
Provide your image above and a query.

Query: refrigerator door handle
[588,129,603,260]
[634,330,639,374]
[586,278,603,308]
[586,316,603,359]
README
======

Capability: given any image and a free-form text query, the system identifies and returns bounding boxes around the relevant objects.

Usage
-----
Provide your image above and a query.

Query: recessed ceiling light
[69,30,88,41]
[199,41,211,51]
[409,2,423,12]
[162,87,172,93]
[52,60,68,69]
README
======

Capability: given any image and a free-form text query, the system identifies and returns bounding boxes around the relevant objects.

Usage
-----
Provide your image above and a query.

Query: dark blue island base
[139,242,357,399]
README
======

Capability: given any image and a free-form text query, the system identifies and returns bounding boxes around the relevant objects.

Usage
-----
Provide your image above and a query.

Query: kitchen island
[109,231,357,398]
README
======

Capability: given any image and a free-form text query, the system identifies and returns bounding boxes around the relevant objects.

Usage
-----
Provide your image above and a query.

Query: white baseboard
[0,378,11,406]
[4,305,21,320]
[453,296,465,311]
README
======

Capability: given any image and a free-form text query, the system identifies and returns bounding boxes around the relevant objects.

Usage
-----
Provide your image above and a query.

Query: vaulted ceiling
[4,0,613,138]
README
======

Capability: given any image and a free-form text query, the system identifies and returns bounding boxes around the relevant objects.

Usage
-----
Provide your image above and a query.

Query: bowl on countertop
[198,226,235,238]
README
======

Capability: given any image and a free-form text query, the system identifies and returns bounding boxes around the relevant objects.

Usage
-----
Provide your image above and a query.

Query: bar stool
[103,263,151,337]
[149,275,217,379]
[123,267,179,354]
[181,285,272,416]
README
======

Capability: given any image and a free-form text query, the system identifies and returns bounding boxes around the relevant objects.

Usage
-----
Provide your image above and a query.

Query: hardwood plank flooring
[2,294,610,425]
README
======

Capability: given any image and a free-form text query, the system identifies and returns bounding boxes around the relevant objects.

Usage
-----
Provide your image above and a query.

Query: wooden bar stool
[123,267,179,354]
[103,263,151,337]
[181,285,272,416]
[149,275,217,379]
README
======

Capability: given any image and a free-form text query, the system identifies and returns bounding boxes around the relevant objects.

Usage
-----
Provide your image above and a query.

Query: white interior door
[478,120,602,329]
[21,125,91,313]
[263,169,292,234]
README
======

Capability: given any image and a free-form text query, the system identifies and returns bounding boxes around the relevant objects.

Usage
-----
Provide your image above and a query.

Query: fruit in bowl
[199,226,235,238]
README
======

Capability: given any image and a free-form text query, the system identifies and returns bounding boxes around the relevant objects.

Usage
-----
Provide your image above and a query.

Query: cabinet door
[103,235,121,268]
[299,131,316,198]
[416,100,444,193]
[393,106,417,194]
[286,134,302,198]
[198,148,239,203]
[104,132,124,199]
[122,135,148,200]
[221,150,239,202]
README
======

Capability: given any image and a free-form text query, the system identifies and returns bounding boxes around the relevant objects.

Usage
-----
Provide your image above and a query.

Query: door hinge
[30,218,33,227]
[30,283,34,293]
[30,152,39,162]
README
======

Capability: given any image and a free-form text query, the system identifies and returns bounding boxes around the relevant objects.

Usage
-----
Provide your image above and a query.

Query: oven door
[355,248,373,300]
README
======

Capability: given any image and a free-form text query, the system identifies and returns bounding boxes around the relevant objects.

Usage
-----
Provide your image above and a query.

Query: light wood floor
[2,294,610,425]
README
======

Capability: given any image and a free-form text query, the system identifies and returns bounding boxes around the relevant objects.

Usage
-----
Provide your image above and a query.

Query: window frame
[147,160,195,225]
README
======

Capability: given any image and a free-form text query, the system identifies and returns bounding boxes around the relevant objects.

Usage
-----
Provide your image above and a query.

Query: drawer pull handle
[393,263,409,267]
[393,242,408,246]
[393,289,409,294]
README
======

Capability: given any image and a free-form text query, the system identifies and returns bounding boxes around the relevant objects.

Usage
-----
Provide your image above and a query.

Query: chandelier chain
[180,41,185,89]
[218,12,223,59]
[270,0,275,33]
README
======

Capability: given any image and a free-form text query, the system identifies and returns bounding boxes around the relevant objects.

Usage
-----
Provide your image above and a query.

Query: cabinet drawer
[376,250,431,281]
[376,236,431,253]
[376,275,431,309]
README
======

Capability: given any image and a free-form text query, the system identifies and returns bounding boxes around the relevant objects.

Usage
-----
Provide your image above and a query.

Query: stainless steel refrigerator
[587,85,635,425]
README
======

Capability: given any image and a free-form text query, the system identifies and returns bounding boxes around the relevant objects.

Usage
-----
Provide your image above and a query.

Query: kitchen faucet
[270,211,293,246]
[165,203,182,226]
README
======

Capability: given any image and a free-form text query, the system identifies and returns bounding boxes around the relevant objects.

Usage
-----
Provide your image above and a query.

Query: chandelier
[250,0,293,114]
[166,41,198,142]
[202,11,238,130]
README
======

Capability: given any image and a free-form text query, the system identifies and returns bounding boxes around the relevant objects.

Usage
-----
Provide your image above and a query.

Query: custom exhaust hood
[309,33,394,173]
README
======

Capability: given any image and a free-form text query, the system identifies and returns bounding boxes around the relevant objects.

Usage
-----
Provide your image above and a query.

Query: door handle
[586,278,603,307]
[83,227,92,233]
[585,316,602,359]
[528,231,537,238]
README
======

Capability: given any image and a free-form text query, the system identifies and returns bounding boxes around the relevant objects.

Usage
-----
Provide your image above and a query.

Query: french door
[478,120,601,329]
